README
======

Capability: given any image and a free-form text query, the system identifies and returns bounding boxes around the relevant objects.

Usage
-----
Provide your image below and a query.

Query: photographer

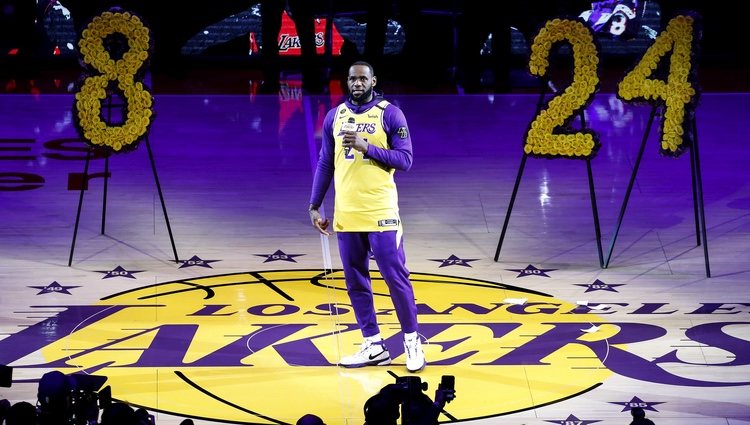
[37,370,145,425]
[37,370,74,425]
[363,375,456,425]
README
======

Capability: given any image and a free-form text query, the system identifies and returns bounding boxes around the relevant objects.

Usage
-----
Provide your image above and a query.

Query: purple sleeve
[309,109,336,208]
[365,104,413,171]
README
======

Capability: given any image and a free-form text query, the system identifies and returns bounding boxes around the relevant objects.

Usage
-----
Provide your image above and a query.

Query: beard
[350,86,373,103]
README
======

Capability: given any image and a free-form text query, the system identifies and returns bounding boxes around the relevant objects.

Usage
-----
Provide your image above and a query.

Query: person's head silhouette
[296,413,326,425]
[630,406,656,424]
[363,391,399,425]
[6,401,37,425]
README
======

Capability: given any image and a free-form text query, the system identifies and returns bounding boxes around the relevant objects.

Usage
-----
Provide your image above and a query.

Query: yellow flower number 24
[523,14,699,160]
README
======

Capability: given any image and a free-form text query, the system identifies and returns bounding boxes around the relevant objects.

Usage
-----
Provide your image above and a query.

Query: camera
[364,374,456,425]
[37,371,112,425]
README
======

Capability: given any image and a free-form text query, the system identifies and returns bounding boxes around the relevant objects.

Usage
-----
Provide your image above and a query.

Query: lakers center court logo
[2,269,747,423]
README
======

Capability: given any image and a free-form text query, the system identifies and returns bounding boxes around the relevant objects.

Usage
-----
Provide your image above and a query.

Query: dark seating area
[1,0,748,95]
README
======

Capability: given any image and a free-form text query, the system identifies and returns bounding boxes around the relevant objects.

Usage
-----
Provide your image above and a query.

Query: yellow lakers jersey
[333,100,401,232]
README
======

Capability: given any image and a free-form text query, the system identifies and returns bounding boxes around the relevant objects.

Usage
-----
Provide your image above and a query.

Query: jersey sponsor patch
[397,127,408,139]
[378,219,399,227]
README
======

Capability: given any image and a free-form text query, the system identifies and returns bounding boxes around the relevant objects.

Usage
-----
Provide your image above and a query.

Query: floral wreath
[617,13,701,157]
[73,9,154,153]
[524,17,601,160]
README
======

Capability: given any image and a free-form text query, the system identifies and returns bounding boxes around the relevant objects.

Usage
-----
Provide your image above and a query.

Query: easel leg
[604,106,658,268]
[587,159,604,267]
[101,152,109,235]
[145,136,180,264]
[494,83,546,263]
[689,118,711,277]
[68,147,92,267]
[494,154,527,262]
[579,112,603,267]
[102,98,113,235]
[688,117,701,247]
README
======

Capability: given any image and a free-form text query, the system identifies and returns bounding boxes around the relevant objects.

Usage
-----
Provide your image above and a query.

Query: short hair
[363,391,399,425]
[100,402,136,425]
[350,61,374,76]
[296,413,326,425]
[631,407,646,418]
[7,401,37,425]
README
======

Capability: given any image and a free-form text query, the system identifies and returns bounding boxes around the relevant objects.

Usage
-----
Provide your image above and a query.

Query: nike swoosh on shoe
[368,350,386,360]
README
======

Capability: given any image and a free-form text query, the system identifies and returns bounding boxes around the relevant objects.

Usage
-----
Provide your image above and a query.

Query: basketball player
[308,61,425,373]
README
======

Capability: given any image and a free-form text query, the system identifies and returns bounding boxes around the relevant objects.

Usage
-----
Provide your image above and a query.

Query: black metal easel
[494,79,604,267]
[603,106,710,277]
[68,97,179,266]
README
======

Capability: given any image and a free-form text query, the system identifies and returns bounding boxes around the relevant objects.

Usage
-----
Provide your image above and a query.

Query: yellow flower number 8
[74,11,153,152]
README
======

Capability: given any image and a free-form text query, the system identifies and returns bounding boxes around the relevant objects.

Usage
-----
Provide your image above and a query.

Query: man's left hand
[342,131,368,153]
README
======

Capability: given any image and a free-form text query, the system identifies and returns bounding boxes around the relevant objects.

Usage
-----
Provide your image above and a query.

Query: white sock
[364,334,382,343]
[404,331,418,341]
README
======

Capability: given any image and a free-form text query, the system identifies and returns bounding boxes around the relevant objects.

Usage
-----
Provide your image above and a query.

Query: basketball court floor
[1,71,749,424]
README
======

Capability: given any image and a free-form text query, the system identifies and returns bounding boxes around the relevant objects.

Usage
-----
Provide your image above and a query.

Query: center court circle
[41,269,615,424]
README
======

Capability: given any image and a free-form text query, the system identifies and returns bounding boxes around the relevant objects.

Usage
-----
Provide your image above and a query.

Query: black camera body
[394,376,428,398]
[37,372,111,425]
[365,375,455,425]
[70,384,112,425]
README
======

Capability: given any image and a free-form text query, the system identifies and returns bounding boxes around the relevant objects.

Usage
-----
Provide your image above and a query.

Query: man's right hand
[309,207,330,236]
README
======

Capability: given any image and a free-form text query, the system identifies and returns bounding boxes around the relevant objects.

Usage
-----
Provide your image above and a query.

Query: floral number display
[525,18,601,159]
[618,14,699,156]
[74,10,153,152]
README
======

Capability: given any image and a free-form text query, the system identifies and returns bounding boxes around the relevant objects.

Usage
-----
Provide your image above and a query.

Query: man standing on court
[308,61,425,373]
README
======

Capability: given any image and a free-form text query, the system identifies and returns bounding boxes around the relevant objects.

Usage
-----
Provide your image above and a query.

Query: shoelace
[405,339,419,356]
[361,340,381,354]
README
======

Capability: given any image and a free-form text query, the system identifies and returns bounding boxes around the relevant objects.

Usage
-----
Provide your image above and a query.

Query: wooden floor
[1,67,750,424]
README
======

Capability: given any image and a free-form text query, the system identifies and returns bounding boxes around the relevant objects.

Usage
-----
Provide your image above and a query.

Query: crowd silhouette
[0,369,456,425]
[0,370,194,425]
[8,0,728,94]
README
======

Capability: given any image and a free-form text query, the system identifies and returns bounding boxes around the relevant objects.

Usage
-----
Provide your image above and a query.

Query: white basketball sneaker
[339,339,391,368]
[404,334,426,373]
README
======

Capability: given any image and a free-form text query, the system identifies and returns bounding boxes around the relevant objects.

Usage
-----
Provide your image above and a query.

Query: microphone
[341,117,356,133]
[341,117,356,156]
